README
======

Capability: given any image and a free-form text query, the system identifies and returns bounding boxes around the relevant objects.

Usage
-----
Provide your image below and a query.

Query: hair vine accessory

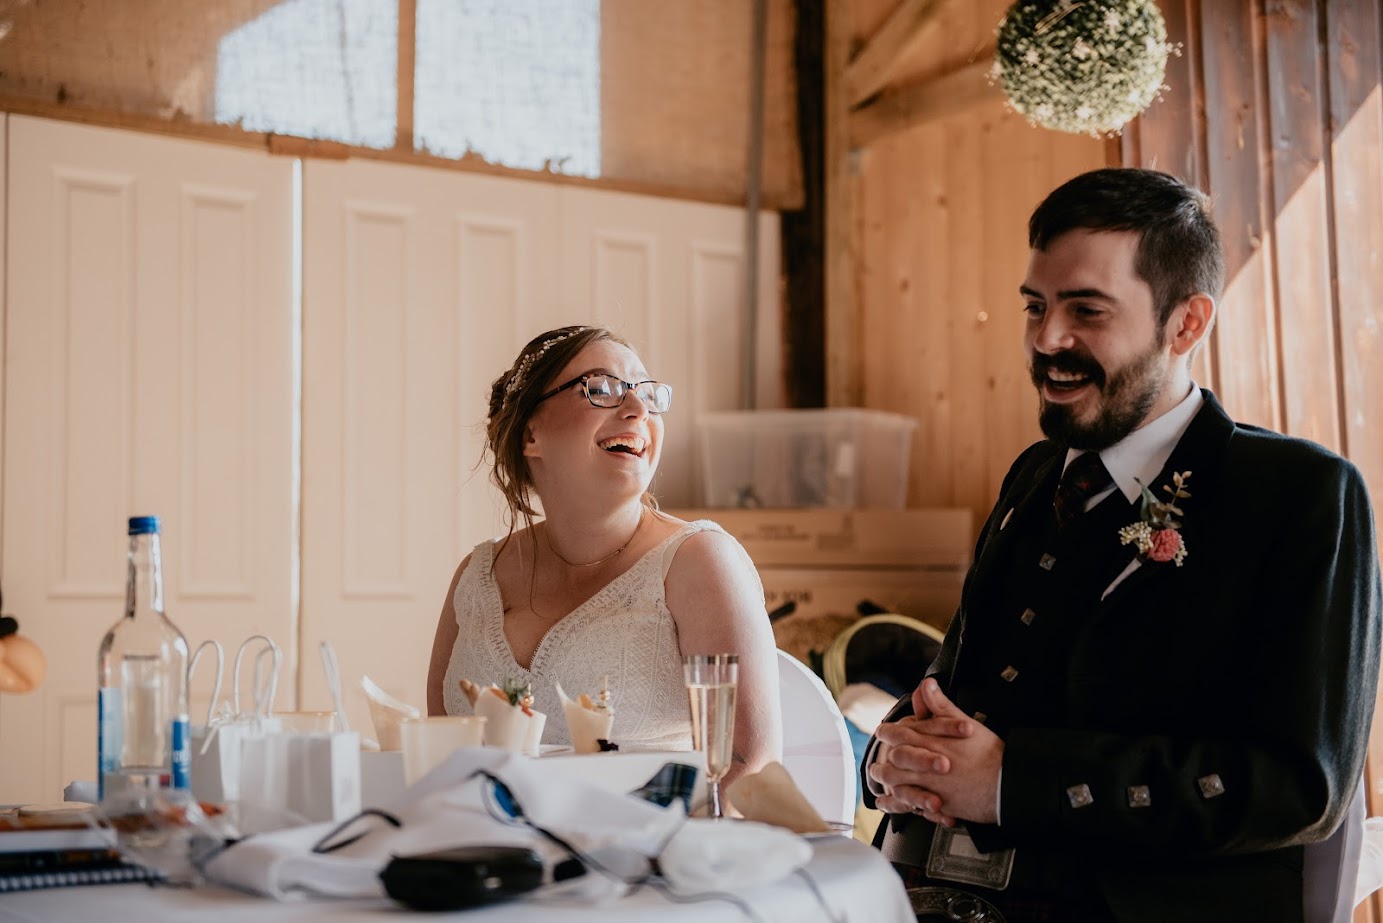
[545,508,645,568]
[1118,470,1191,566]
[504,329,588,404]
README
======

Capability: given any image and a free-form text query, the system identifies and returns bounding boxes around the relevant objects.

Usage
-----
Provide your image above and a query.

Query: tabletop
[0,833,913,923]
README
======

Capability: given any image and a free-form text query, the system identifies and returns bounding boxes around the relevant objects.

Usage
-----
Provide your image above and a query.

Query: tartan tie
[1053,452,1114,529]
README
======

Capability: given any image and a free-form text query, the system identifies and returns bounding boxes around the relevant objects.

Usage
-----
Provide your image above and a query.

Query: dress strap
[659,520,724,580]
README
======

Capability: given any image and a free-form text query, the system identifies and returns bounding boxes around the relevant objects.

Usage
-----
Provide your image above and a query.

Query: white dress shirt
[1064,383,1203,511]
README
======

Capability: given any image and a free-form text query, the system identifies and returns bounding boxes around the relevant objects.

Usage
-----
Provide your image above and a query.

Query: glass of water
[683,653,739,819]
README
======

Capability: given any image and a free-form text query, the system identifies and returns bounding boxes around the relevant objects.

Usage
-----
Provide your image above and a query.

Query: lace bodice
[441,520,733,750]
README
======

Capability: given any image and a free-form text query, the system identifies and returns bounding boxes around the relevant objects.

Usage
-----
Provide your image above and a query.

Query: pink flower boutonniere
[1118,470,1192,567]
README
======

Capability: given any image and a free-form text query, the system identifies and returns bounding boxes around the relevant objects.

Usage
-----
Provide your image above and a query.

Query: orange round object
[0,633,47,694]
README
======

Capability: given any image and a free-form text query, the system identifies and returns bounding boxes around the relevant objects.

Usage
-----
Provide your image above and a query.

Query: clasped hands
[868,678,1003,827]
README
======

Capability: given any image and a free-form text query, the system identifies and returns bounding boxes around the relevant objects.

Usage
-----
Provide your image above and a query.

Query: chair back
[1303,779,1366,923]
[821,613,945,700]
[776,649,857,826]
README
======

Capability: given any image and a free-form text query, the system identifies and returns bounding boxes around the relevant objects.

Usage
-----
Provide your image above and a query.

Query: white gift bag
[189,635,282,804]
[192,721,270,803]
[239,730,362,824]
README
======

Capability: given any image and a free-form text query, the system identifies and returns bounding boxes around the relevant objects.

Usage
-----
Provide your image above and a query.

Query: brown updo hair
[486,325,658,547]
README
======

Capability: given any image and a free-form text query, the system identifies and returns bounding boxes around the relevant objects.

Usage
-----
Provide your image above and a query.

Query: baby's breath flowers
[995,0,1172,136]
[1119,470,1192,566]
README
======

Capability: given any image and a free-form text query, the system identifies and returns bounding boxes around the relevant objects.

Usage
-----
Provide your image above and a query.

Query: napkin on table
[204,748,812,904]
[727,761,833,835]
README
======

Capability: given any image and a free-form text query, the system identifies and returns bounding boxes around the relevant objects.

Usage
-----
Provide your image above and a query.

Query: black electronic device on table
[380,845,546,911]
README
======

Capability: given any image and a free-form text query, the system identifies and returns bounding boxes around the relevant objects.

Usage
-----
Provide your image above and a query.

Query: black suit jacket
[865,390,1383,921]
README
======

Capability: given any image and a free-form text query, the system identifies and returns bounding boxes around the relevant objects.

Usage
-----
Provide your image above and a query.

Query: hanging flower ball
[996,0,1171,136]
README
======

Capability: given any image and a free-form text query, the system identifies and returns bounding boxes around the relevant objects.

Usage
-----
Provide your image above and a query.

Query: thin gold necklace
[545,508,646,568]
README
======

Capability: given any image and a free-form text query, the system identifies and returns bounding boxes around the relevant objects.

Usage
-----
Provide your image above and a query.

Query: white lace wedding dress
[442,520,740,749]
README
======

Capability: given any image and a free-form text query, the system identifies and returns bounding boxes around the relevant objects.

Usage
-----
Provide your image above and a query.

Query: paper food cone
[361,675,420,751]
[474,691,542,752]
[556,683,615,754]
[522,710,547,756]
[726,761,831,834]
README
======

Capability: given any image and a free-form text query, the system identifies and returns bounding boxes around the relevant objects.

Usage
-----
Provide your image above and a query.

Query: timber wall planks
[1119,4,1383,919]
[850,0,1107,526]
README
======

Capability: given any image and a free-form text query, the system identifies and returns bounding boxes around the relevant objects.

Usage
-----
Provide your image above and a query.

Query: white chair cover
[776,649,857,826]
[1304,779,1366,922]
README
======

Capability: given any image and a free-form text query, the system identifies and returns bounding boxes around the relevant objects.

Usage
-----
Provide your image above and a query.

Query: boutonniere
[1118,471,1191,566]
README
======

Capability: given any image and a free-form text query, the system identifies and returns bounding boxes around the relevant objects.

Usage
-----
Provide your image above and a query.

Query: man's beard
[1031,338,1165,451]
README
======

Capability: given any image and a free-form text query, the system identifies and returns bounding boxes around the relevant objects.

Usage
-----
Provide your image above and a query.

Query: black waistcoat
[881,485,1142,906]
[949,487,1140,738]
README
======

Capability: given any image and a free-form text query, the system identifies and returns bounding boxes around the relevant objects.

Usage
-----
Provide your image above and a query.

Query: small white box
[361,750,406,807]
[696,409,918,508]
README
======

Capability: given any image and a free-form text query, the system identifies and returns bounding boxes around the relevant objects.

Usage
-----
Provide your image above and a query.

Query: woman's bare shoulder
[663,524,756,587]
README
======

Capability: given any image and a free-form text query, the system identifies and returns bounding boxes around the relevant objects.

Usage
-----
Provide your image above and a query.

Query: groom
[864,168,1382,922]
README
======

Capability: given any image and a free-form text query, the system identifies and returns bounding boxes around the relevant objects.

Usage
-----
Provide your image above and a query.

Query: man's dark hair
[1028,168,1225,325]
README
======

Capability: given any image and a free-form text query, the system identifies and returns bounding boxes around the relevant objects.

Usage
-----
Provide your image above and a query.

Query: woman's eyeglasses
[537,374,673,414]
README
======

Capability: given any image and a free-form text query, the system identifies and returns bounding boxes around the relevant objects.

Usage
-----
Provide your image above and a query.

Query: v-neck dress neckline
[440,520,733,749]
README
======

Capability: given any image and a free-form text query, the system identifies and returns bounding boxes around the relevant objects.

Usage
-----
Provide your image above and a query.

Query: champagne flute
[683,653,738,819]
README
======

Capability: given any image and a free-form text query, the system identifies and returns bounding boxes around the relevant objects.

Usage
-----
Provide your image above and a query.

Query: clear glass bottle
[97,516,190,800]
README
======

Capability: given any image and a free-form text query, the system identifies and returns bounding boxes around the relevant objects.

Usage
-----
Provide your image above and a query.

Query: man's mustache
[1030,351,1106,390]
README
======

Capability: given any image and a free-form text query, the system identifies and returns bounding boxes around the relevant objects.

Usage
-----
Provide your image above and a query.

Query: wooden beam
[846,0,947,108]
[781,0,826,408]
[849,55,1003,150]
[396,0,416,151]
[825,0,861,406]
[0,94,802,210]
[267,135,351,159]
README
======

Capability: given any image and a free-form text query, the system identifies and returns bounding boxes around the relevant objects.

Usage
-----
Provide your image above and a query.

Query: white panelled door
[559,186,782,507]
[300,160,781,733]
[300,160,563,732]
[0,116,295,804]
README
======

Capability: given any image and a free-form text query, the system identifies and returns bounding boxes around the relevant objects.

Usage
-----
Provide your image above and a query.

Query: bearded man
[863,168,1382,923]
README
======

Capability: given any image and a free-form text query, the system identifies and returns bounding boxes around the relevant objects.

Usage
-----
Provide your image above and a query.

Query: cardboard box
[759,566,962,632]
[666,508,973,569]
[667,508,972,634]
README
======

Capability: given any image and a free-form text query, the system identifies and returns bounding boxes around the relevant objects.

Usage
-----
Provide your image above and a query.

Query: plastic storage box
[696,408,918,508]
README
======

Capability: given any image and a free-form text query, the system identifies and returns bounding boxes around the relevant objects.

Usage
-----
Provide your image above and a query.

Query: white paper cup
[400,716,486,784]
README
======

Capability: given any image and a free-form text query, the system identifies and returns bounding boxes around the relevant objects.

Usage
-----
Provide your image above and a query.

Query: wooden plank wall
[849,0,1108,526]
[1120,2,1383,918]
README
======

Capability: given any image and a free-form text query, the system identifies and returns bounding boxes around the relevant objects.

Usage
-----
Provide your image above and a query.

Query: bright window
[215,0,399,149]
[414,0,601,176]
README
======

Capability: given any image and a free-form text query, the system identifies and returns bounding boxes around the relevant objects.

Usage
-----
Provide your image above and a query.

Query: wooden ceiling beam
[849,55,1004,149]
[846,0,948,108]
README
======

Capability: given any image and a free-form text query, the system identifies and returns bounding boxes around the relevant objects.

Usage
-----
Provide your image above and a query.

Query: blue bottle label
[170,715,190,790]
[97,687,122,800]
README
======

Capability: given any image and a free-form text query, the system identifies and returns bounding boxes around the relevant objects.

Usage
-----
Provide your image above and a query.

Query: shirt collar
[1063,384,1203,505]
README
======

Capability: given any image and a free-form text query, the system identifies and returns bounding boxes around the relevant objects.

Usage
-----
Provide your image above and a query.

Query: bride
[426,325,781,784]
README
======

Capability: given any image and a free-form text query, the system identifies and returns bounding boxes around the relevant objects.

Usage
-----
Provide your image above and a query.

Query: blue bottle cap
[128,516,161,535]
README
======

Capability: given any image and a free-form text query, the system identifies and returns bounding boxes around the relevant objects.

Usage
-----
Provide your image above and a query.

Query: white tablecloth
[0,835,912,923]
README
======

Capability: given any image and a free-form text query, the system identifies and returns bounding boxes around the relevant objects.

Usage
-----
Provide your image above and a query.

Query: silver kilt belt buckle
[908,886,1008,923]
[925,825,1015,891]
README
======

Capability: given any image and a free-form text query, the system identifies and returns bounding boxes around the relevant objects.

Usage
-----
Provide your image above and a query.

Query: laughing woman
[426,325,781,783]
